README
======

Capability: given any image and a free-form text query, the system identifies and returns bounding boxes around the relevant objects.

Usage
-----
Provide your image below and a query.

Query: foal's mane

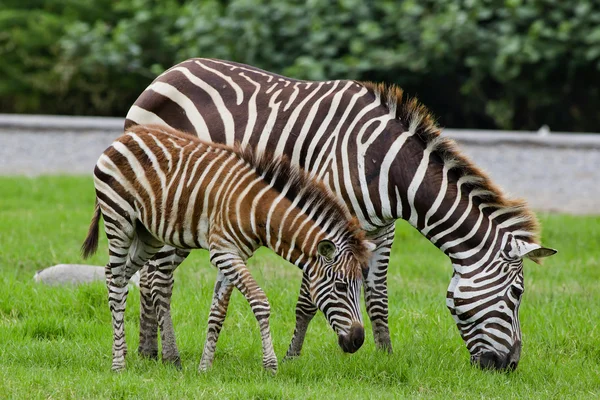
[360,82,541,246]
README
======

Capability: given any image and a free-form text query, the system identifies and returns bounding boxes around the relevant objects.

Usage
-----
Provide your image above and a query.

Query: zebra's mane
[360,82,541,249]
[131,124,371,275]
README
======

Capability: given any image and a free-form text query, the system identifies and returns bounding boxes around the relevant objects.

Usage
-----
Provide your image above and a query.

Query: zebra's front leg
[199,270,234,372]
[138,262,159,360]
[364,224,396,353]
[284,274,317,360]
[209,249,278,372]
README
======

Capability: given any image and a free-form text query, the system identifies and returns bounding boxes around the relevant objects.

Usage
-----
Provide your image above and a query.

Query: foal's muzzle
[337,322,365,353]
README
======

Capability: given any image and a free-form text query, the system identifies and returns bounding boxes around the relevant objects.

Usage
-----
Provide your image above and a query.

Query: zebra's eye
[335,281,348,292]
[511,286,523,299]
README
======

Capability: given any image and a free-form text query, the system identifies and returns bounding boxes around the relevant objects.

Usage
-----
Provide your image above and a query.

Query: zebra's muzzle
[337,322,365,353]
[471,340,522,371]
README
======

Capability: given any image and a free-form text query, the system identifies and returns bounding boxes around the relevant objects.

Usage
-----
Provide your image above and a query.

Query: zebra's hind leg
[284,274,317,360]
[199,270,234,372]
[151,248,190,368]
[138,262,159,360]
[208,248,277,373]
[363,224,396,353]
[106,225,164,372]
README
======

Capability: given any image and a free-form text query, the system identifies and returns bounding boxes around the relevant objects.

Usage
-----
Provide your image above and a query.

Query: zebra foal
[81,124,374,372]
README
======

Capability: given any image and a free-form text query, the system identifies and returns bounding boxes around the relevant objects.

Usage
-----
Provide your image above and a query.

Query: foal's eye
[335,281,348,292]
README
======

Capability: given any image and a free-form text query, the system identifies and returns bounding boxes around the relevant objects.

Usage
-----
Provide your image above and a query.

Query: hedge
[1,0,599,132]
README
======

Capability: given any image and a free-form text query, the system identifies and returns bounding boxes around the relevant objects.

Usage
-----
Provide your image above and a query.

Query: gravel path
[1,123,598,215]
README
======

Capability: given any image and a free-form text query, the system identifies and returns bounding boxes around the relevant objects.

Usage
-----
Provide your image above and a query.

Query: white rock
[33,264,140,287]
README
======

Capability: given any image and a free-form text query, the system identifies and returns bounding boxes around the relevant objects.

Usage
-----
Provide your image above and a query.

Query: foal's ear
[364,240,377,253]
[317,240,337,261]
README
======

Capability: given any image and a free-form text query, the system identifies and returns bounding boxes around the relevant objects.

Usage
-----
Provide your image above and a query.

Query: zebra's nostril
[351,326,364,349]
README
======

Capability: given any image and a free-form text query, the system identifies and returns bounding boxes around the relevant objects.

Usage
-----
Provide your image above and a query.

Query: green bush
[1,0,599,131]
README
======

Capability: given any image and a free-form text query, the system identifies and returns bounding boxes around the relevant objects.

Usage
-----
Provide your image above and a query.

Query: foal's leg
[105,264,129,372]
[138,261,159,359]
[138,247,191,365]
[198,269,234,372]
[206,248,277,372]
[106,227,163,371]
[284,274,317,359]
[151,248,191,367]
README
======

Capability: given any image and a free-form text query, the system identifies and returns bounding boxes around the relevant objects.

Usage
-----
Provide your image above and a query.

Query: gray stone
[33,264,140,287]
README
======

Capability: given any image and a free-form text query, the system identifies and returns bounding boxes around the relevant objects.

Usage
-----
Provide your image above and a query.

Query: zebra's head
[308,237,375,354]
[446,234,556,370]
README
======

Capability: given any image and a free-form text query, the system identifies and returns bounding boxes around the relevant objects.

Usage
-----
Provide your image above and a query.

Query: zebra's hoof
[282,353,299,362]
[163,357,182,370]
[138,347,159,360]
[376,344,393,354]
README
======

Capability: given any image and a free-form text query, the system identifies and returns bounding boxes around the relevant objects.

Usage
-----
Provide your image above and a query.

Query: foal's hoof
[264,366,277,375]
[263,358,278,374]
[111,364,125,373]
[198,363,211,373]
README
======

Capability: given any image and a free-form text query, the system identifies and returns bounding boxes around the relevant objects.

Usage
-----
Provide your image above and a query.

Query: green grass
[1,176,599,399]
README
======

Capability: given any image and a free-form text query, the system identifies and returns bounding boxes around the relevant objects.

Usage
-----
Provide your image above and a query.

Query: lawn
[0,176,599,399]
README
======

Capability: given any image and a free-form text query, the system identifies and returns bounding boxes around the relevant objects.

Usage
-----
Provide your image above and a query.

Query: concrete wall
[1,114,597,215]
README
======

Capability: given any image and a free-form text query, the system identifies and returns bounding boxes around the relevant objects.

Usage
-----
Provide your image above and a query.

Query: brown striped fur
[126,124,372,275]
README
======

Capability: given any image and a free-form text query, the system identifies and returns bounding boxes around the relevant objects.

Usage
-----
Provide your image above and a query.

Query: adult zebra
[82,124,373,372]
[125,58,556,370]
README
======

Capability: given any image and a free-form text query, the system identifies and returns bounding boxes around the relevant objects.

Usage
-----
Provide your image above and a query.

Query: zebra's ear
[513,239,557,262]
[317,240,337,261]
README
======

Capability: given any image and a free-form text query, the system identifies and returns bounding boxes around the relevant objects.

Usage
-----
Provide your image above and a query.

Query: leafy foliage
[2,0,600,131]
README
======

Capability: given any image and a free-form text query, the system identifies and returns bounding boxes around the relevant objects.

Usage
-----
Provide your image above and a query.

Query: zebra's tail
[81,199,101,259]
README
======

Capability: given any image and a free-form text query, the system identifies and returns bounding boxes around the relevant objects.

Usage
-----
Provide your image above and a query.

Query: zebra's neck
[383,127,538,272]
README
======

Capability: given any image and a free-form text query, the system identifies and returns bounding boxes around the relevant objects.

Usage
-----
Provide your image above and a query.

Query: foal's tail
[81,199,101,259]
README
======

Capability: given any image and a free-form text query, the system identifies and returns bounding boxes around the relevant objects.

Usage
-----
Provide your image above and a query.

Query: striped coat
[125,59,556,370]
[82,124,374,372]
